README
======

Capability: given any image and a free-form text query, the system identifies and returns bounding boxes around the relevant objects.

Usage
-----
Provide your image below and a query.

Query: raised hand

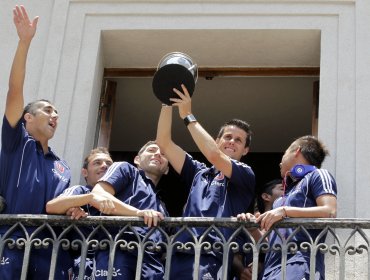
[170,84,193,119]
[13,5,39,43]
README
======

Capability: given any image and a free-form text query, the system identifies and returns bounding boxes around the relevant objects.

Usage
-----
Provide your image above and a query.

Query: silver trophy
[152,52,198,105]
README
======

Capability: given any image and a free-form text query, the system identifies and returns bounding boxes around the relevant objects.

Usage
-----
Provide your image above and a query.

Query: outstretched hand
[136,209,164,228]
[170,84,192,119]
[13,5,39,43]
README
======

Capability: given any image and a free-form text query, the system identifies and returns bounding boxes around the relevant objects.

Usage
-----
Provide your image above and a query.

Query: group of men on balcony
[0,5,337,280]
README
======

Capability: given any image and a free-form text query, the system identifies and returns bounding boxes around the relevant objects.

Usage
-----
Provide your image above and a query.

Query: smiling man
[237,135,337,280]
[48,142,169,279]
[0,6,71,279]
[47,147,114,280]
[46,147,114,219]
[90,141,170,280]
[156,84,256,280]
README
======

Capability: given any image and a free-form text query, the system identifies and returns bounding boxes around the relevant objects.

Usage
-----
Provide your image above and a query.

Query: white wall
[0,0,369,223]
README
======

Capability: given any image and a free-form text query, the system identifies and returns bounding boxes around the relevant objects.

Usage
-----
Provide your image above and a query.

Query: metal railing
[0,215,368,280]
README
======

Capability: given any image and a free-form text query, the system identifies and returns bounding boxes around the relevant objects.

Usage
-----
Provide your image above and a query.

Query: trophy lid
[152,52,197,105]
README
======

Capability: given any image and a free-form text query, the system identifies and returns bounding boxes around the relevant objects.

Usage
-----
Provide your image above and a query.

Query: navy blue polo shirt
[58,184,98,263]
[59,184,100,216]
[98,162,168,239]
[180,154,255,242]
[263,169,337,279]
[0,116,71,216]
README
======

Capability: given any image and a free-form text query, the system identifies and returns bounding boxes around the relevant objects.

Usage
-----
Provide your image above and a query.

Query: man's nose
[51,111,58,119]
[154,151,163,160]
[229,138,236,143]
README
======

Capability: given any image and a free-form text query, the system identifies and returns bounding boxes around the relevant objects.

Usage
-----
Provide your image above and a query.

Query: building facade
[0,0,369,218]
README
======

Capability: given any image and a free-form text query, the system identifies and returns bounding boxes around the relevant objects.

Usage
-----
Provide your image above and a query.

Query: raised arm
[6,5,39,127]
[170,84,233,178]
[156,105,187,174]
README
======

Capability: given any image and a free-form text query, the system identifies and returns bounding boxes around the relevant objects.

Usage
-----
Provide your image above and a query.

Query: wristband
[183,114,197,126]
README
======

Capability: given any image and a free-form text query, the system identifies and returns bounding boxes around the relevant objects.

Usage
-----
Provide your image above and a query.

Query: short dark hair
[256,179,282,214]
[83,147,111,169]
[22,99,53,118]
[216,119,252,147]
[138,140,157,156]
[289,135,329,168]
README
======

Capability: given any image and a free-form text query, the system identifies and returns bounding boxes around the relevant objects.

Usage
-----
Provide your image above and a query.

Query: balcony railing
[0,215,368,280]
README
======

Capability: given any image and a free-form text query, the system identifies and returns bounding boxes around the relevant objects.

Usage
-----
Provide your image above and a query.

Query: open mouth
[150,159,161,165]
[49,121,56,129]
[225,147,235,153]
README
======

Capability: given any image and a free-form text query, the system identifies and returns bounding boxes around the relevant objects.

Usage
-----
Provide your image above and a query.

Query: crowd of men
[0,5,337,280]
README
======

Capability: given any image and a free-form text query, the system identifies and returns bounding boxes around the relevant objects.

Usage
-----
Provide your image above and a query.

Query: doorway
[96,73,318,216]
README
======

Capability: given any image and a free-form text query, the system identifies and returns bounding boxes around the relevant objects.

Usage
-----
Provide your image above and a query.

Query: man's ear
[242,146,250,156]
[81,168,88,178]
[294,146,301,157]
[261,193,272,202]
[24,112,33,122]
[164,166,169,175]
[134,155,140,166]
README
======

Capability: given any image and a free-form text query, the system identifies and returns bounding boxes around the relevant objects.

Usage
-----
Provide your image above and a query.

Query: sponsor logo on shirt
[72,257,94,280]
[0,257,10,265]
[211,181,225,187]
[95,268,122,277]
[211,173,225,187]
[72,274,94,280]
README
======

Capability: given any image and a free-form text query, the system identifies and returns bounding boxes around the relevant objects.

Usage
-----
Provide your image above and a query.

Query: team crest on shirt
[290,181,303,195]
[52,162,69,182]
[215,173,224,180]
[55,162,65,173]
